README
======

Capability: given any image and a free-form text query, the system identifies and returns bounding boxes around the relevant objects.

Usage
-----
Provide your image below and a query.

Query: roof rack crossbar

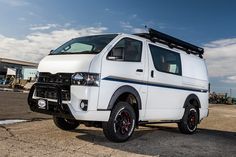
[134,28,204,58]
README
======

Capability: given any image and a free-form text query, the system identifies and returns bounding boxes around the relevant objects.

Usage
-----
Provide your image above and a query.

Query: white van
[28,28,209,142]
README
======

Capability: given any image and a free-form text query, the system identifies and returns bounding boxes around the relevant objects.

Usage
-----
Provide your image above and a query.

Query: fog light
[80,100,88,111]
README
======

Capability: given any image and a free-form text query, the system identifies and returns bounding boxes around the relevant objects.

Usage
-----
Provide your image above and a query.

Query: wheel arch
[107,85,142,124]
[107,85,142,110]
[183,94,201,123]
[183,94,201,109]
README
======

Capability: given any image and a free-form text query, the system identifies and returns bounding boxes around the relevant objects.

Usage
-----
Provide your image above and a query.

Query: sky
[0,0,236,96]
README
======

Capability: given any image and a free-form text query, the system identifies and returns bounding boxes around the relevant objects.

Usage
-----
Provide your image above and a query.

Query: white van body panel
[143,41,208,121]
[181,54,208,81]
[181,53,209,119]
[38,54,96,74]
[98,34,148,120]
[145,42,183,121]
[181,53,209,89]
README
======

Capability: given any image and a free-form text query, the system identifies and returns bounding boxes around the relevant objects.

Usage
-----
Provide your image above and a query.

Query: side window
[149,44,182,75]
[107,38,142,62]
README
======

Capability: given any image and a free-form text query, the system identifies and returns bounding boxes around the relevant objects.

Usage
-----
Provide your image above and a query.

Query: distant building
[22,68,38,80]
[0,58,38,82]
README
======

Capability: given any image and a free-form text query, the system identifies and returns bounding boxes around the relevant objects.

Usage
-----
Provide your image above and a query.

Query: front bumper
[28,83,75,119]
[28,83,111,121]
[199,108,209,121]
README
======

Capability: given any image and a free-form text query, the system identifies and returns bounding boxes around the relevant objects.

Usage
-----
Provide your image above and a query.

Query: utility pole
[230,88,232,97]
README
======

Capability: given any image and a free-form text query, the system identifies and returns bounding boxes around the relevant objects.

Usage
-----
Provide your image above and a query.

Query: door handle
[151,70,154,78]
[136,69,143,72]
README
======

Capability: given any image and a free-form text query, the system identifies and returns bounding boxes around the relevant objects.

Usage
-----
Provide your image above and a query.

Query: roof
[0,58,38,67]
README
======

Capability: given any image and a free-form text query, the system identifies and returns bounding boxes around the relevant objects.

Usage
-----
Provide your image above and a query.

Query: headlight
[71,72,100,86]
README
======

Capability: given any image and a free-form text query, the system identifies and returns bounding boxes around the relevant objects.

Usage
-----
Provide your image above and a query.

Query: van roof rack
[134,28,204,58]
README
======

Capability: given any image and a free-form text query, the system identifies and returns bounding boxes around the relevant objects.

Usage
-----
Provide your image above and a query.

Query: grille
[37,73,72,85]
[36,73,72,101]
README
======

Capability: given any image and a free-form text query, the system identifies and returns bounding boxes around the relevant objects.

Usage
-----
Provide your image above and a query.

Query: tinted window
[107,38,142,62]
[149,44,182,75]
[52,34,118,55]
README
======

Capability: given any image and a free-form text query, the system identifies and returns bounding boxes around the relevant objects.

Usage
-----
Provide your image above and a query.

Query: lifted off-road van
[28,28,209,142]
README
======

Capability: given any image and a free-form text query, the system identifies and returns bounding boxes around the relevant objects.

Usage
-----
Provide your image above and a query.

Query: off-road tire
[53,116,80,130]
[178,104,199,134]
[102,102,136,142]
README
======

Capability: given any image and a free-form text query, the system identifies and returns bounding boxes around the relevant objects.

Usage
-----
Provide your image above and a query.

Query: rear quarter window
[149,44,182,75]
[181,54,208,81]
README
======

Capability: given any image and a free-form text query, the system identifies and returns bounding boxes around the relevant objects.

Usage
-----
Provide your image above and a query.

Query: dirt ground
[0,91,236,157]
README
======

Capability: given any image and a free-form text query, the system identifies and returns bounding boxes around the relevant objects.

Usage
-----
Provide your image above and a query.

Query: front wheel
[178,104,199,134]
[53,116,80,130]
[102,102,136,142]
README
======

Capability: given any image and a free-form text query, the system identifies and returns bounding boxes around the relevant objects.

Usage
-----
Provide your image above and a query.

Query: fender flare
[183,94,201,108]
[107,85,142,110]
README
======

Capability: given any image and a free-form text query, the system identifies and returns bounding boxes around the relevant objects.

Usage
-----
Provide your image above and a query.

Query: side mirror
[49,49,54,55]
[107,56,119,60]
[107,47,124,60]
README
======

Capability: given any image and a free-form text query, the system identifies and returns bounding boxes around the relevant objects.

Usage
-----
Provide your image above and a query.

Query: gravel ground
[0,91,236,157]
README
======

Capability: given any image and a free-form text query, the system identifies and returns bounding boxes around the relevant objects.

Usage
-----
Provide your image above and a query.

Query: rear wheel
[178,104,198,134]
[102,102,136,142]
[53,116,80,130]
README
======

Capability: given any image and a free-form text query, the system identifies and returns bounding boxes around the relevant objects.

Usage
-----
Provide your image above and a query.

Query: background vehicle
[28,28,209,142]
[0,78,4,84]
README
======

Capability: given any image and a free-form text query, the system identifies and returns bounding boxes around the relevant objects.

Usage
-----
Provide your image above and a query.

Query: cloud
[131,14,137,19]
[0,0,29,7]
[64,23,71,27]
[205,38,236,48]
[222,76,236,83]
[132,28,147,33]
[18,17,26,21]
[120,21,147,33]
[28,11,37,16]
[104,8,110,12]
[120,21,133,30]
[0,27,107,63]
[30,24,59,31]
[204,38,236,82]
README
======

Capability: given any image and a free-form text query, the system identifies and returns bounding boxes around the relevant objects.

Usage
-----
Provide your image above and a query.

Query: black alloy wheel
[103,102,136,142]
[178,104,199,134]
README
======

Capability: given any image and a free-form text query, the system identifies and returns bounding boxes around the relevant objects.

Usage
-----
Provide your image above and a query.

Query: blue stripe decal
[102,76,208,93]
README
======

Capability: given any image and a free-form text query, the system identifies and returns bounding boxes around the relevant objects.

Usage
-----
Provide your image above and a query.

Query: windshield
[51,34,118,55]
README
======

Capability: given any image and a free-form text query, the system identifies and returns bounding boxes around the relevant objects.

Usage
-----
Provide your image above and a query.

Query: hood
[38,54,96,74]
